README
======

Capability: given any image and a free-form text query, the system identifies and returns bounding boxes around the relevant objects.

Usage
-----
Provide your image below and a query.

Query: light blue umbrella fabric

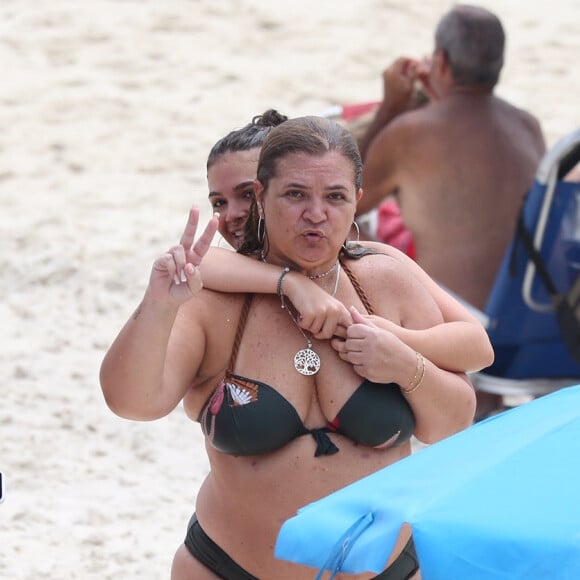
[275,385,580,579]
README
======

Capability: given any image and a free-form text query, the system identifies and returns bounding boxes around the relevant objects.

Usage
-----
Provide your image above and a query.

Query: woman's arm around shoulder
[199,247,353,338]
[358,241,494,372]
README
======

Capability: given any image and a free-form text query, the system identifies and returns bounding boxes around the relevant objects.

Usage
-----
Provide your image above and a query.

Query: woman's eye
[242,189,254,199]
[286,189,303,198]
[211,200,226,209]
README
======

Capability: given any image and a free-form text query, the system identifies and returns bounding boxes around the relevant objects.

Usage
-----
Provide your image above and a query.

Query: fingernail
[213,212,220,219]
[174,274,181,285]
[180,270,187,283]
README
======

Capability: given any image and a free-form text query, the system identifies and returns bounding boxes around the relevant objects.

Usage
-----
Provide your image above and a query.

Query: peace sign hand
[149,207,219,304]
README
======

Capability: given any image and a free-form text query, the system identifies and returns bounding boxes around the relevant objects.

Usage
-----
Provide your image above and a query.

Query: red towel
[377,201,416,259]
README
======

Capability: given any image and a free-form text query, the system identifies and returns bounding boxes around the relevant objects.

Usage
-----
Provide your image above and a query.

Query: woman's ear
[356,188,364,204]
[254,180,267,219]
[254,180,264,206]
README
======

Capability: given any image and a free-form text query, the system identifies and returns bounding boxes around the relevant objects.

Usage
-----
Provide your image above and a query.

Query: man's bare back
[358,5,546,310]
[380,94,544,309]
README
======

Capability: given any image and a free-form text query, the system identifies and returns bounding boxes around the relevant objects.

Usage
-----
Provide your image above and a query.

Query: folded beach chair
[471,128,580,398]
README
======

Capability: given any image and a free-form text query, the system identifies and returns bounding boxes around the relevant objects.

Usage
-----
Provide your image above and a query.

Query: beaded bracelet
[277,267,291,309]
[401,352,426,394]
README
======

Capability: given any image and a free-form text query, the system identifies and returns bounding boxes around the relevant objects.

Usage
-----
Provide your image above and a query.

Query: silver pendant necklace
[281,298,321,376]
[293,335,321,376]
[283,262,341,376]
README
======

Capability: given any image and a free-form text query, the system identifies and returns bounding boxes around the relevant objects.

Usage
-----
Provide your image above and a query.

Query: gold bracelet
[402,352,426,394]
[407,351,421,388]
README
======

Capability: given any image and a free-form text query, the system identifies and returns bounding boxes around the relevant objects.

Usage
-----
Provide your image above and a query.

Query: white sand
[1,1,578,578]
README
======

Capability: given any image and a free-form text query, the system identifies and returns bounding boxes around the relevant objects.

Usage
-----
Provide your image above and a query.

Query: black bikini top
[198,261,415,457]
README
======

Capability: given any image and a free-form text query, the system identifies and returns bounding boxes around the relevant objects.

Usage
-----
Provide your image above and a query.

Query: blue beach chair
[472,128,580,398]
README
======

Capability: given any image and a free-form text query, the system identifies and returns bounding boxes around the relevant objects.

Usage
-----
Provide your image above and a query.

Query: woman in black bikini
[100,116,477,579]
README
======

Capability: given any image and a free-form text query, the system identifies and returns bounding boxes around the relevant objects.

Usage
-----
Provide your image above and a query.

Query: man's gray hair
[435,4,505,86]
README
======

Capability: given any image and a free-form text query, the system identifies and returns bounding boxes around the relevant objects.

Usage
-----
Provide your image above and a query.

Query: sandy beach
[1,1,578,578]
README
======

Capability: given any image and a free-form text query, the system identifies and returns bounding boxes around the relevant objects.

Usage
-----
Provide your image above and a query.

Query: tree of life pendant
[294,347,321,376]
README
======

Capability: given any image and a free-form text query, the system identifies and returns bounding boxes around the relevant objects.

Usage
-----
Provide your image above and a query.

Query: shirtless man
[357,4,546,312]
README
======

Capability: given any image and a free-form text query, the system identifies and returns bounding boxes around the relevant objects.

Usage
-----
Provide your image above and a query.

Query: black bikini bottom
[184,513,419,580]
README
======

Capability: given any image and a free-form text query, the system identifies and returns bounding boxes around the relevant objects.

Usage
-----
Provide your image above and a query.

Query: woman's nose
[303,200,326,223]
[227,200,250,224]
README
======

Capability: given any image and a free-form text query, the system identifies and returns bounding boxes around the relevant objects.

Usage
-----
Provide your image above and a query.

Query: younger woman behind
[207,109,288,249]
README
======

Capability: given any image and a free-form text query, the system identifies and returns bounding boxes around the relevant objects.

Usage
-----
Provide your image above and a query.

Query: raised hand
[149,207,218,304]
[381,57,420,111]
[415,56,439,101]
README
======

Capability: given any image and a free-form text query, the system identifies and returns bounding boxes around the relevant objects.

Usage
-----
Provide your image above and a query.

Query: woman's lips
[302,230,325,241]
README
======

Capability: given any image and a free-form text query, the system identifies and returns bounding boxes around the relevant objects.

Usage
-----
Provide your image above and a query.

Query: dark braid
[226,294,254,373]
[340,260,374,315]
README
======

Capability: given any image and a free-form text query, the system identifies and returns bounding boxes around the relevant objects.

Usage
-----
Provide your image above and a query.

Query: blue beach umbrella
[275,385,580,579]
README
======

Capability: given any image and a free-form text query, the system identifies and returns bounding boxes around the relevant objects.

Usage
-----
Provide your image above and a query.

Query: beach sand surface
[1,1,578,578]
